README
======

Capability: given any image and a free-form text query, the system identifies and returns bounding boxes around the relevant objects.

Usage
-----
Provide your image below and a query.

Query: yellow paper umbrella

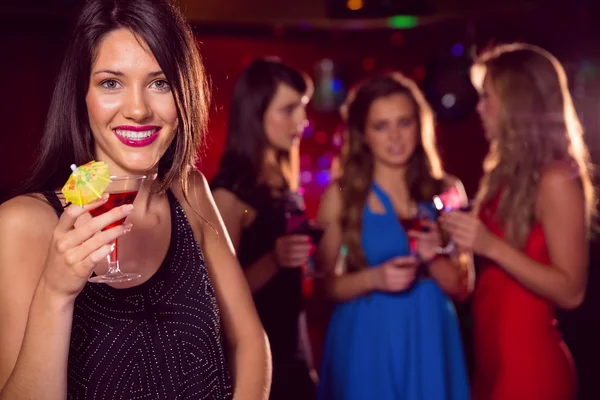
[61,161,111,206]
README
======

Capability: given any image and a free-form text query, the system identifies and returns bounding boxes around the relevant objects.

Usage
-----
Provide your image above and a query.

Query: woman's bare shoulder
[0,194,58,236]
[0,194,58,279]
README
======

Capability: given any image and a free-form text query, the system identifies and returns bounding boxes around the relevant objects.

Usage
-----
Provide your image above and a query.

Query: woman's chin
[115,160,158,177]
[377,156,411,169]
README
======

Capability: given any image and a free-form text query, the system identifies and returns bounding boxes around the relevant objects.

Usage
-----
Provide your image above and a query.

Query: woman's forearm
[326,268,376,302]
[243,253,279,293]
[0,278,73,400]
[230,331,272,400]
[427,253,472,300]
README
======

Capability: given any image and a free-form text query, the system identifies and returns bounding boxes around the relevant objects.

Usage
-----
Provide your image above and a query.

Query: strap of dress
[371,183,395,215]
[41,191,65,218]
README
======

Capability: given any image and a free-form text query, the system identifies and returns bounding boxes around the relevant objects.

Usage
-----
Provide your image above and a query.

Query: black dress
[42,190,233,400]
[211,162,315,400]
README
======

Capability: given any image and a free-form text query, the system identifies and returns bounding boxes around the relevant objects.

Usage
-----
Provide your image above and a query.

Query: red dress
[472,194,576,400]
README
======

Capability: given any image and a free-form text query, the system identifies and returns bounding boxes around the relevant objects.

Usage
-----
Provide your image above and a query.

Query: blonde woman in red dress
[440,43,595,400]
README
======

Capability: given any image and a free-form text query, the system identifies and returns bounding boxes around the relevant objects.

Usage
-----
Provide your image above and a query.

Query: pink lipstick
[113,125,161,147]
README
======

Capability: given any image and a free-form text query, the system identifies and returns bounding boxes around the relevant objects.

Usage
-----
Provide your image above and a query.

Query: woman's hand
[371,256,419,292]
[40,194,133,299]
[408,219,442,263]
[274,234,312,268]
[439,211,496,257]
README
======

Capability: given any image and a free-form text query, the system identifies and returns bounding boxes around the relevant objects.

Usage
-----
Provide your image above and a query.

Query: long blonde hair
[471,43,596,247]
[340,73,444,271]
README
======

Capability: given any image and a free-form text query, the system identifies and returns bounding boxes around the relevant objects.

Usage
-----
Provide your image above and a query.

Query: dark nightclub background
[1,0,599,398]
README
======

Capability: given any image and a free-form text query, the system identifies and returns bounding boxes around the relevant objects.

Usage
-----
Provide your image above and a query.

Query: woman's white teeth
[115,129,157,140]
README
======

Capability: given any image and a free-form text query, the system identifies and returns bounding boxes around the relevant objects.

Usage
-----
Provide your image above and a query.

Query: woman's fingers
[54,194,109,236]
[64,224,131,267]
[55,204,133,253]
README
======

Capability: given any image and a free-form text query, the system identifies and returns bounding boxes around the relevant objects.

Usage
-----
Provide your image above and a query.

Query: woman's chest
[361,211,410,266]
[93,209,173,287]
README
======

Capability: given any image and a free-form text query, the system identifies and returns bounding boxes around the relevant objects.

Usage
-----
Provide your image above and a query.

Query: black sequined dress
[42,190,233,400]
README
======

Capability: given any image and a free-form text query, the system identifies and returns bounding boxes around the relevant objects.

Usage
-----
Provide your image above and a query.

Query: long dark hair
[219,58,308,184]
[15,0,208,197]
[340,73,444,271]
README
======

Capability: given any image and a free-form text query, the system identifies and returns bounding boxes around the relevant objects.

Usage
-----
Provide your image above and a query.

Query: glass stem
[106,238,120,275]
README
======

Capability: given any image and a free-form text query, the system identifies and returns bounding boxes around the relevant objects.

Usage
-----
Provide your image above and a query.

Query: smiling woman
[86,28,179,175]
[0,0,270,399]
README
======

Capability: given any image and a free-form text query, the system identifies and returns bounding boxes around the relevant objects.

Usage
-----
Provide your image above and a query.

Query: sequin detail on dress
[66,191,233,399]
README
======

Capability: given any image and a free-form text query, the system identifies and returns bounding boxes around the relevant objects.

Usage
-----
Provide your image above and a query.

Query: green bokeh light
[388,15,418,29]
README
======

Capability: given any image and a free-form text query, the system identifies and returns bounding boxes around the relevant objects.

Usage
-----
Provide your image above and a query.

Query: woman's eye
[399,118,414,128]
[151,80,171,91]
[373,122,387,131]
[101,79,121,90]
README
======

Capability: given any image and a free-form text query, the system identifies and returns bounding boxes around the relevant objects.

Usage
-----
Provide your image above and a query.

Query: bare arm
[426,176,474,300]
[314,183,377,302]
[409,220,473,300]
[211,188,310,293]
[184,172,271,400]
[486,166,587,309]
[0,197,69,398]
[442,165,588,309]
[211,189,279,293]
[241,253,280,293]
[0,195,129,399]
[427,252,473,300]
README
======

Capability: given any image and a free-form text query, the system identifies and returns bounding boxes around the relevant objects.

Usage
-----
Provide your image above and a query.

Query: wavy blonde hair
[471,43,596,247]
[340,73,444,271]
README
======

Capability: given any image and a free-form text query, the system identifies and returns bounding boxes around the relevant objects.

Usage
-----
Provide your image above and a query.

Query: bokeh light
[316,170,331,186]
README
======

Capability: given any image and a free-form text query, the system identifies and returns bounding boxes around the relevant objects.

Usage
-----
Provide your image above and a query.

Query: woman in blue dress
[315,73,472,400]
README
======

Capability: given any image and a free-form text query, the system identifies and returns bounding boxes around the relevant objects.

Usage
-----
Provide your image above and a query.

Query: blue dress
[317,183,469,400]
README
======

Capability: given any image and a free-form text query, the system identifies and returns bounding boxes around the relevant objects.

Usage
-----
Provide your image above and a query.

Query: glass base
[88,272,141,283]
